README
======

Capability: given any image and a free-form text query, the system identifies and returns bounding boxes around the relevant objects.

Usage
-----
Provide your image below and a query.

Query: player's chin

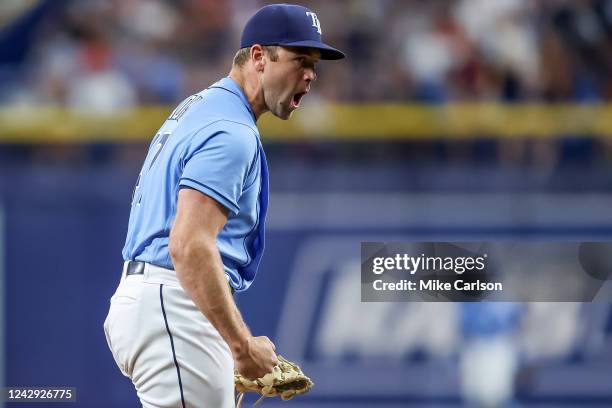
[272,104,294,120]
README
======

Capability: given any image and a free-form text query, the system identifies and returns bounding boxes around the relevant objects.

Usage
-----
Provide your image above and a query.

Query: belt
[126,261,235,295]
[126,260,146,276]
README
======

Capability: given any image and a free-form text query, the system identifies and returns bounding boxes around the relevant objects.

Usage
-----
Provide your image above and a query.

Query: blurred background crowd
[2,0,612,108]
[1,1,612,408]
[0,0,611,172]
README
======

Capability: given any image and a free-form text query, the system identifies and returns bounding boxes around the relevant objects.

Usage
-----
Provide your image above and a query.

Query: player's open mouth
[291,92,306,108]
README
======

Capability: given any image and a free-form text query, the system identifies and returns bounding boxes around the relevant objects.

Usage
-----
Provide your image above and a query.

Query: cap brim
[280,39,345,60]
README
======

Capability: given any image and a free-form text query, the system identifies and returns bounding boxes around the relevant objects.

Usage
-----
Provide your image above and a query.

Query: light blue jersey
[122,77,268,292]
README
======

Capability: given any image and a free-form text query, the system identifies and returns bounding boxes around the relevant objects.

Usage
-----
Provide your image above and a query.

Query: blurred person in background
[460,303,523,408]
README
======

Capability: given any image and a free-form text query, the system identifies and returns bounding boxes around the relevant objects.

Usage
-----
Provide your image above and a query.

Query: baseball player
[103,4,344,408]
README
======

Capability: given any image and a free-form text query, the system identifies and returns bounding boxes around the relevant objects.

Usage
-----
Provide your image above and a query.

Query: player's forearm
[171,238,251,354]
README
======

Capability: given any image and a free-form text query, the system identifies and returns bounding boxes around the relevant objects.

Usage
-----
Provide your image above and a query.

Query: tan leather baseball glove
[235,355,314,407]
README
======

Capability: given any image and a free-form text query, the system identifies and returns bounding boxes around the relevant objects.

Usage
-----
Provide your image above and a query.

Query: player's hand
[234,336,278,380]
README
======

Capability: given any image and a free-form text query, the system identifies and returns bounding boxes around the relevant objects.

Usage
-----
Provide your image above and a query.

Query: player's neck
[228,69,267,121]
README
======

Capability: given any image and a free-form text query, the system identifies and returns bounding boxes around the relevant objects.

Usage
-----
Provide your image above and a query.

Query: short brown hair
[232,45,279,67]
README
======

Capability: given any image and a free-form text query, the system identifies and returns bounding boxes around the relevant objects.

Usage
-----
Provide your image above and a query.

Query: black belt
[126,260,145,276]
[126,261,235,295]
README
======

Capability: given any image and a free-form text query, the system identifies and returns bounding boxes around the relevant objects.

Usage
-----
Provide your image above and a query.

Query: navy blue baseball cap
[240,4,345,60]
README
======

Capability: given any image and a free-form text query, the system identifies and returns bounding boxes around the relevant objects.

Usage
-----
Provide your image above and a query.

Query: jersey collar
[211,77,257,123]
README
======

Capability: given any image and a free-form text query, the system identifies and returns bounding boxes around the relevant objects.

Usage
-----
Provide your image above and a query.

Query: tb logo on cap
[306,11,322,35]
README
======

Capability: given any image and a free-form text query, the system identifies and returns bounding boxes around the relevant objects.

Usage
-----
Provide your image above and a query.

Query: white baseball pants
[103,262,235,408]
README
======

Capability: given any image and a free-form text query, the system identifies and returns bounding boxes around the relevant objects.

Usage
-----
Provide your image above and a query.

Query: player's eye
[297,57,314,69]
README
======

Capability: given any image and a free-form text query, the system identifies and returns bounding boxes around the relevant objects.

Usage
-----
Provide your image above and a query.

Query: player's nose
[304,67,316,83]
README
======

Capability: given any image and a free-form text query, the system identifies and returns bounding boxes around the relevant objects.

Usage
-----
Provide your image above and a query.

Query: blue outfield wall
[2,159,612,408]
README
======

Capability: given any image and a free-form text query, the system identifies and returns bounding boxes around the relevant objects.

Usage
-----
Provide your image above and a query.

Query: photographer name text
[372,279,503,292]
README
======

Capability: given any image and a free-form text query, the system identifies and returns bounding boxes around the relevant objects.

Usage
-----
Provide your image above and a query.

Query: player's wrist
[229,333,252,357]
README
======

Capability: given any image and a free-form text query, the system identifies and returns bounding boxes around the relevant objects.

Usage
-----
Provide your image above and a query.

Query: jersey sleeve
[179,122,258,215]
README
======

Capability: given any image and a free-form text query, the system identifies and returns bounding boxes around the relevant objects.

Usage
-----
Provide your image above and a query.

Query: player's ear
[250,45,266,72]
